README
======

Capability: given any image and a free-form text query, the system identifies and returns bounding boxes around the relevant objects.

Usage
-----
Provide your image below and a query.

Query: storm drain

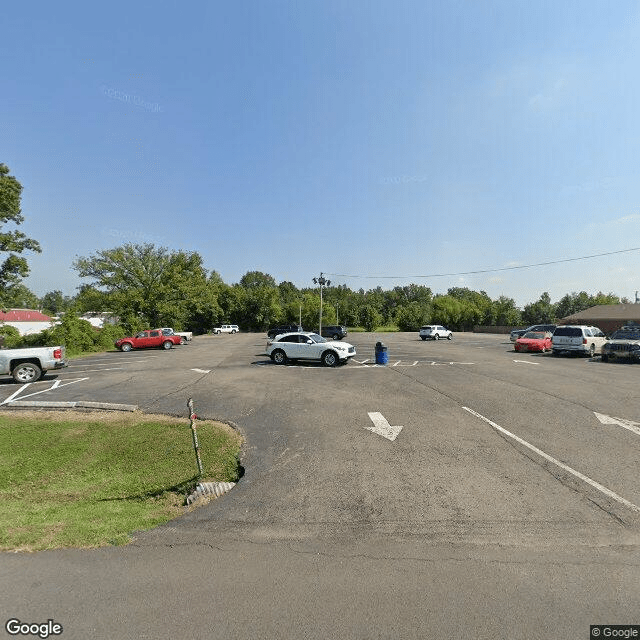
[186,481,235,505]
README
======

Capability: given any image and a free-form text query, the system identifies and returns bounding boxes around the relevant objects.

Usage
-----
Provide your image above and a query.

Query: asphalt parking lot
[2,331,639,639]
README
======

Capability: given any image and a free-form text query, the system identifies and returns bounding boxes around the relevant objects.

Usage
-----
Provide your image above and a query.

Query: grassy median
[0,410,243,552]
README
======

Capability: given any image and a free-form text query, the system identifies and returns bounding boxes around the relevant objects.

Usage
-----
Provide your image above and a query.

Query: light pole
[336,303,340,326]
[312,272,331,335]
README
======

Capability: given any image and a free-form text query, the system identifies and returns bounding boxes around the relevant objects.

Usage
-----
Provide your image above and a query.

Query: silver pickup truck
[0,346,67,383]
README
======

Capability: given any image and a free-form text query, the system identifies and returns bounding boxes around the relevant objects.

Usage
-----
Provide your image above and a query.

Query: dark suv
[601,326,640,363]
[318,325,348,340]
[267,324,304,339]
[510,324,556,342]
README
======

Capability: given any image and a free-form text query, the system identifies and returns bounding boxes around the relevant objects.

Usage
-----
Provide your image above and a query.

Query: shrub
[0,325,21,348]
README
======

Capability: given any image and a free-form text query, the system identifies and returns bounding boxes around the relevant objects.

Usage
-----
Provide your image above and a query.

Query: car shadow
[0,373,64,386]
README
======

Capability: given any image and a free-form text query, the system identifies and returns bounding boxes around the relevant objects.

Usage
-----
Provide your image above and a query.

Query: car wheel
[12,362,42,384]
[322,350,338,367]
[232,330,236,334]
[272,349,287,365]
[120,343,132,352]
[601,354,609,362]
[447,334,453,340]
[332,334,340,340]
[215,330,220,334]
[541,347,546,353]
[180,337,187,345]
[421,336,427,341]
[162,341,173,350]
[588,343,595,357]
[434,334,439,340]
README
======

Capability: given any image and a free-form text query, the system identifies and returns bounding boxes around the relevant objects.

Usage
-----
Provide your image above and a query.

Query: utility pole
[312,272,331,335]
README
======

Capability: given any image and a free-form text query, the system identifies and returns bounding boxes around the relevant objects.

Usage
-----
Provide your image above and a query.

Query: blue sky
[3,0,640,306]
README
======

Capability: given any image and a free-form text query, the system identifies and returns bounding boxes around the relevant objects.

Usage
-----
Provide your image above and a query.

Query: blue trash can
[375,341,388,365]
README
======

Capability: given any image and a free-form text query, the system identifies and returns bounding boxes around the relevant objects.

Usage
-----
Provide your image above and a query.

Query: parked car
[115,329,181,352]
[551,325,607,357]
[318,325,348,340]
[0,345,67,383]
[161,328,192,344]
[212,324,239,334]
[419,325,453,341]
[510,324,557,342]
[266,331,356,367]
[267,324,303,339]
[514,331,553,353]
[601,326,640,363]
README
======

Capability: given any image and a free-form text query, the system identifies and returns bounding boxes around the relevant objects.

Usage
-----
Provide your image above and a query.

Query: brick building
[558,303,640,334]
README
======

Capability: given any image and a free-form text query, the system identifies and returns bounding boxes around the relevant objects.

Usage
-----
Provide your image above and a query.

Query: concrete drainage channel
[186,481,236,505]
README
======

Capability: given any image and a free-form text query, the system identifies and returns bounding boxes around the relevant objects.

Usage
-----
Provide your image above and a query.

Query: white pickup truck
[160,328,193,344]
[0,345,67,383]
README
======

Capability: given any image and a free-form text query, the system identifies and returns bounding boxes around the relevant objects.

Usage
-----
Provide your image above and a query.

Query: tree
[522,292,555,324]
[233,283,281,331]
[492,295,521,326]
[431,295,464,329]
[40,289,73,315]
[0,164,41,293]
[73,244,210,329]
[360,305,382,332]
[395,301,430,331]
[0,283,40,310]
[239,271,277,289]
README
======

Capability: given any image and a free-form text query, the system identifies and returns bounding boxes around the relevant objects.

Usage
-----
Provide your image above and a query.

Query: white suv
[551,325,607,357]
[213,324,239,334]
[266,331,356,366]
[419,325,453,341]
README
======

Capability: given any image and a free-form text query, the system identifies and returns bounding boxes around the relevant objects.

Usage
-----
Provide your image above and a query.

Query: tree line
[0,163,629,353]
[1,243,626,340]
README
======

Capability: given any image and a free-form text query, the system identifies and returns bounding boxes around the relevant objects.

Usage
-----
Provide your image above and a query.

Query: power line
[326,246,640,280]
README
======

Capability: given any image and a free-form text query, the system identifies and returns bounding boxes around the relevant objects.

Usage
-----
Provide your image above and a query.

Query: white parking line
[463,407,640,513]
[60,368,125,373]
[2,384,31,405]
[2,378,90,404]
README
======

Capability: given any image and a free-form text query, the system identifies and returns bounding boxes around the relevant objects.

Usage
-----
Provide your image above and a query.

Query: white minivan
[551,325,607,357]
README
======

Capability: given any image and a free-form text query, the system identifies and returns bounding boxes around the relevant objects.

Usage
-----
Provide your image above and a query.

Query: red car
[115,329,182,352]
[514,331,553,353]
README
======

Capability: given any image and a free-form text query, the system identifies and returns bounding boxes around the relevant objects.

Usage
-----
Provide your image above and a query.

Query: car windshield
[523,332,545,339]
[611,329,640,340]
[308,333,326,343]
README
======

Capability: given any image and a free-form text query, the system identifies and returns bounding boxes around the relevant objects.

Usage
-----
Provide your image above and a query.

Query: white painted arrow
[594,412,640,437]
[191,368,211,374]
[513,359,540,365]
[366,412,403,441]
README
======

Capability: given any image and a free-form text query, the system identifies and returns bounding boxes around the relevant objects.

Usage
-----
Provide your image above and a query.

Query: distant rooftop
[0,309,52,322]
[560,303,640,322]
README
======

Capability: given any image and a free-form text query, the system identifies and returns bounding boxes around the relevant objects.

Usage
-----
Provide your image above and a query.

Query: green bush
[94,323,127,350]
[0,325,21,348]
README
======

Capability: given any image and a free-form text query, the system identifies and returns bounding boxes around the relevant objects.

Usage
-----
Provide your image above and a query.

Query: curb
[3,401,138,411]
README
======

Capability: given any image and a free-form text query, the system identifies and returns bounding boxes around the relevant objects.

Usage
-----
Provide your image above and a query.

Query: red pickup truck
[115,329,182,352]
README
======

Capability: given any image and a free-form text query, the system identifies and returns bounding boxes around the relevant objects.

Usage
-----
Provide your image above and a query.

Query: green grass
[0,411,243,551]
